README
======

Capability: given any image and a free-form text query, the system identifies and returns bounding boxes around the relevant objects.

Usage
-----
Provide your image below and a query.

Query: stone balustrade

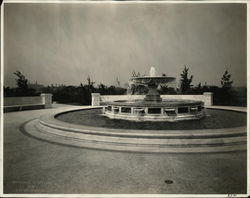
[92,92,213,107]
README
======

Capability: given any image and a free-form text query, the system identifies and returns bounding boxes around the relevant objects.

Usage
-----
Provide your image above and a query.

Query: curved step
[23,119,247,153]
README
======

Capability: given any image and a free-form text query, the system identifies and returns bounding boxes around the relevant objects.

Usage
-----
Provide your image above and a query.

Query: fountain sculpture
[103,67,205,121]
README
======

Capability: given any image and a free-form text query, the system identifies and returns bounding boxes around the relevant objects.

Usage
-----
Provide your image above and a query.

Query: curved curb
[23,106,247,153]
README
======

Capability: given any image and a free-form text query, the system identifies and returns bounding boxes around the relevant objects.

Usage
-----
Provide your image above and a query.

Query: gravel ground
[3,105,247,194]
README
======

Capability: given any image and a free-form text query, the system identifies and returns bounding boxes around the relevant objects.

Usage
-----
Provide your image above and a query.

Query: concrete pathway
[3,104,247,194]
[208,105,247,112]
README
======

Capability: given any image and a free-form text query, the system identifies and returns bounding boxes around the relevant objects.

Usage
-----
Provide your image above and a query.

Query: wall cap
[203,92,213,95]
[92,93,101,96]
[40,93,52,96]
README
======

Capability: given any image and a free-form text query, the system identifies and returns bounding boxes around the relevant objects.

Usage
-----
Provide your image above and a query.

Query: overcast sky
[3,2,247,87]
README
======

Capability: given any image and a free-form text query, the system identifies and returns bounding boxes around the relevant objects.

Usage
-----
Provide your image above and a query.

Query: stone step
[23,119,247,153]
[40,117,246,138]
[37,121,246,146]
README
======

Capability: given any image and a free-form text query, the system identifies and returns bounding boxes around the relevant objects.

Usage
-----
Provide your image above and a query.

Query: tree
[86,75,95,92]
[189,82,203,94]
[98,83,107,95]
[13,70,28,90]
[221,70,233,89]
[219,69,235,105]
[116,77,121,87]
[159,85,177,94]
[180,66,193,93]
[128,83,148,95]
[10,70,37,96]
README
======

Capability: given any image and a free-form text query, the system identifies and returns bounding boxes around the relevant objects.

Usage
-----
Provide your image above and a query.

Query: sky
[3,2,247,88]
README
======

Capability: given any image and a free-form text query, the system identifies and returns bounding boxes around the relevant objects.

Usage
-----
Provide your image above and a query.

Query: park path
[3,104,247,194]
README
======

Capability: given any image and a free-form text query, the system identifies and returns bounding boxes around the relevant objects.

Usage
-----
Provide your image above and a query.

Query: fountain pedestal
[144,80,162,102]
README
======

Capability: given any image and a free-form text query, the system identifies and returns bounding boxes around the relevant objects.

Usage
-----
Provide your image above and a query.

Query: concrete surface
[208,105,247,113]
[3,104,247,194]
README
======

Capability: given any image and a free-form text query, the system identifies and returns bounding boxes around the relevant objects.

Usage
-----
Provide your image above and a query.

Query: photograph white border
[0,0,249,197]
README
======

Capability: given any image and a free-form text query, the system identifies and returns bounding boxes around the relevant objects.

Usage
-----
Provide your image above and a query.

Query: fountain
[103,67,205,121]
[22,67,246,153]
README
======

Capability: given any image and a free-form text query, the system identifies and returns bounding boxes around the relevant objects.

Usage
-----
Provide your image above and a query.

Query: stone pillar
[92,93,101,106]
[203,92,213,106]
[102,106,106,114]
[175,107,178,115]
[131,107,134,115]
[40,93,52,108]
[161,108,164,115]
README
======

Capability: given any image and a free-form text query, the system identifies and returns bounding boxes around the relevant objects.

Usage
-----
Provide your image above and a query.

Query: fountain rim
[104,99,204,107]
[22,106,246,153]
[47,106,247,134]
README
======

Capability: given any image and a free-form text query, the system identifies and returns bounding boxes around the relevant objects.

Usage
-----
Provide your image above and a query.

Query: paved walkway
[207,105,247,112]
[3,104,247,194]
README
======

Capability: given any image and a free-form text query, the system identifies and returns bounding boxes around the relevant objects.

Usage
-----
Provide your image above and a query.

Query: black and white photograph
[0,0,249,196]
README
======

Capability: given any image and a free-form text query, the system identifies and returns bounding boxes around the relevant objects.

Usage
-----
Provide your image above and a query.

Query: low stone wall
[4,96,43,106]
[4,93,52,112]
[100,95,144,102]
[92,92,213,106]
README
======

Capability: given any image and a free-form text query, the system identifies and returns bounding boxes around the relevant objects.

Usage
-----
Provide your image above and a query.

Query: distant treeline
[4,69,247,106]
[4,83,127,105]
[4,83,247,106]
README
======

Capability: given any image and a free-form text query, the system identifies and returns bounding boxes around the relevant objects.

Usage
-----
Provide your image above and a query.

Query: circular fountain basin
[103,99,205,122]
[56,108,246,130]
[23,106,247,153]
